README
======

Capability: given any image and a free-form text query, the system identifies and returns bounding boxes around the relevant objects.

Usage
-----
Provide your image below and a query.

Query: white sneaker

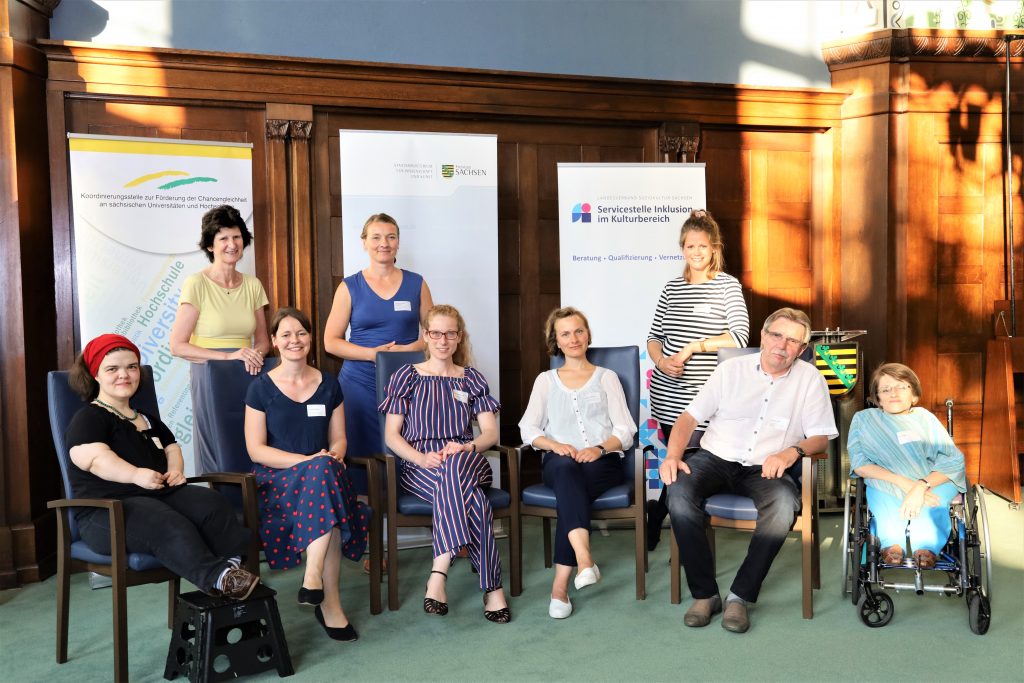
[574,564,601,590]
[549,596,573,619]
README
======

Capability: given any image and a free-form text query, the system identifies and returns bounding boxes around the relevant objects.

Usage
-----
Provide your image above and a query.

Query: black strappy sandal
[423,570,448,616]
[483,587,510,624]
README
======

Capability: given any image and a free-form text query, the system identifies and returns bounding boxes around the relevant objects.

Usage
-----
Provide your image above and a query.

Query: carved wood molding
[823,29,1024,68]
[658,122,701,163]
[289,120,312,141]
[266,119,289,140]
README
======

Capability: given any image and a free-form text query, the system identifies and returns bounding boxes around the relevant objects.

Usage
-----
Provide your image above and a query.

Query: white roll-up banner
[558,163,706,497]
[68,134,255,475]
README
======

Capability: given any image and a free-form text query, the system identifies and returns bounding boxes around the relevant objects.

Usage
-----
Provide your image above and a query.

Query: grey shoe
[683,595,722,627]
[721,599,750,633]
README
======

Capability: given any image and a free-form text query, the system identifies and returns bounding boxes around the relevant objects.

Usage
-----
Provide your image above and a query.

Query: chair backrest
[199,357,279,474]
[374,351,428,451]
[47,366,161,538]
[550,346,641,482]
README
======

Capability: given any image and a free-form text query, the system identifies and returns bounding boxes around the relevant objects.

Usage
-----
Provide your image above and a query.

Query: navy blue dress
[339,269,424,478]
[245,370,369,570]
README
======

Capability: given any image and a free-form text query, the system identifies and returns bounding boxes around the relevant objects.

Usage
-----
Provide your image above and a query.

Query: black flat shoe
[298,586,324,606]
[314,605,358,642]
[423,570,448,616]
[483,588,510,624]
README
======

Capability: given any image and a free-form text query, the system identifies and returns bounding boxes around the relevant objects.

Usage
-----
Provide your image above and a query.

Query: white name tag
[307,404,327,417]
[151,437,163,450]
[693,303,713,314]
[452,389,469,404]
[769,416,790,431]
[897,430,920,445]
[394,300,412,312]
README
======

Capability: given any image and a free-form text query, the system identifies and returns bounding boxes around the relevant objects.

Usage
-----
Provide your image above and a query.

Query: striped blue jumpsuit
[379,364,503,591]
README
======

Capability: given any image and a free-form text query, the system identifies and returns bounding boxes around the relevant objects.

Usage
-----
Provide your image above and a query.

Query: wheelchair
[839,402,993,634]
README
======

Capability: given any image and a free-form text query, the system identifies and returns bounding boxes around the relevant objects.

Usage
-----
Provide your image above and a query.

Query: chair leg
[387,515,400,611]
[634,511,646,600]
[670,531,681,605]
[167,578,179,628]
[369,508,383,615]
[55,557,70,663]
[509,515,522,597]
[811,516,821,589]
[542,518,552,569]
[802,521,813,619]
[112,570,128,683]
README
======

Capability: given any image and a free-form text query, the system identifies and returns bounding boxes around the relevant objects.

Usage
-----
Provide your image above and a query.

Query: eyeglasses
[877,383,911,396]
[426,330,459,341]
[764,330,806,347]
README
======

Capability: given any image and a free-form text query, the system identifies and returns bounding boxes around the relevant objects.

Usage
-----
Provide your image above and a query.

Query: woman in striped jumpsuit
[380,304,509,623]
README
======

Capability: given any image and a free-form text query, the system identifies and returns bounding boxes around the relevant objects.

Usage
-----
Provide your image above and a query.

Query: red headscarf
[83,334,141,377]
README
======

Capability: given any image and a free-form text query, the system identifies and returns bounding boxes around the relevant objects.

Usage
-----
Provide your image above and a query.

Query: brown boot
[880,544,904,565]
[220,567,260,601]
[913,549,937,569]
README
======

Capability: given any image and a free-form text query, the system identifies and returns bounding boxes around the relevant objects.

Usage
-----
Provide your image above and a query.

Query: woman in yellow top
[170,205,271,473]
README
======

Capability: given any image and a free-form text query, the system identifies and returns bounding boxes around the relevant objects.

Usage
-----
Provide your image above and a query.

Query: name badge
[769,416,790,431]
[151,437,163,450]
[452,389,469,404]
[897,430,920,445]
[394,300,412,312]
[692,303,713,314]
[307,404,327,417]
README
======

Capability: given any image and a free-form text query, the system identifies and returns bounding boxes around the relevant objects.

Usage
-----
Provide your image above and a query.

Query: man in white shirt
[659,307,837,633]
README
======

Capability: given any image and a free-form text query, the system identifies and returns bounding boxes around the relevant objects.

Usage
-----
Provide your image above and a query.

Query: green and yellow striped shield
[814,342,858,397]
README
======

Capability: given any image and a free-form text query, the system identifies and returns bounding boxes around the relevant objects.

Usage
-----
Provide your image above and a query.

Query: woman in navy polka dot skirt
[245,307,368,642]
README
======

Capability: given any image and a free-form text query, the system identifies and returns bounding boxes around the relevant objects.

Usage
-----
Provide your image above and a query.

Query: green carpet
[2,488,1021,682]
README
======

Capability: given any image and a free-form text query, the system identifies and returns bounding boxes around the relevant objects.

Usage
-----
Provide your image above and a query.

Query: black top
[64,403,178,502]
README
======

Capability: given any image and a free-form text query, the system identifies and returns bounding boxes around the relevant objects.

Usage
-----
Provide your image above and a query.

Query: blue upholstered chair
[202,357,383,614]
[668,346,825,618]
[46,367,260,682]
[373,350,521,610]
[518,346,653,600]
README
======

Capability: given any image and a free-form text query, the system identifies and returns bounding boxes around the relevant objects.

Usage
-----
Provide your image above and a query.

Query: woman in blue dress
[379,304,510,623]
[847,362,966,568]
[324,213,434,479]
[245,307,369,642]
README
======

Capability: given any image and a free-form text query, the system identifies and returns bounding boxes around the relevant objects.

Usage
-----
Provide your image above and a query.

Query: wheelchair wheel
[965,485,994,602]
[857,591,894,628]
[968,590,991,635]
[840,479,853,599]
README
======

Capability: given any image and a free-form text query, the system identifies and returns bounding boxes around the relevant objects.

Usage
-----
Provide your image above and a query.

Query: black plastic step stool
[164,584,293,682]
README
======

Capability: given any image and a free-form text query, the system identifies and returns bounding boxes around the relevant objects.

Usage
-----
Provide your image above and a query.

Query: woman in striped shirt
[380,304,509,623]
[644,210,749,549]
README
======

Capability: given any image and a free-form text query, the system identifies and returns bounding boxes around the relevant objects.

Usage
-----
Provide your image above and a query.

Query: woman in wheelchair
[244,308,369,642]
[380,304,509,623]
[847,363,966,569]
[519,307,636,620]
[66,334,258,600]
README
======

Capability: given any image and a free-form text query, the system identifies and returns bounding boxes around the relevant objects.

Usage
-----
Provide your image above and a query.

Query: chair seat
[521,483,631,510]
[397,488,510,516]
[70,540,166,572]
[704,494,758,521]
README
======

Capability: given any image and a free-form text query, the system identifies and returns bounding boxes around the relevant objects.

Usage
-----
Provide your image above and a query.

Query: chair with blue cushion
[46,367,260,682]
[374,350,521,610]
[518,346,652,600]
[202,357,383,614]
[668,346,825,618]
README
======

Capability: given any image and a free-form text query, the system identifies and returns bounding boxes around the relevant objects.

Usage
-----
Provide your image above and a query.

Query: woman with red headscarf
[64,333,259,600]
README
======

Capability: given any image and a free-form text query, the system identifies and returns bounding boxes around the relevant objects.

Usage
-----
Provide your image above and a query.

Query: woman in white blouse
[519,307,637,620]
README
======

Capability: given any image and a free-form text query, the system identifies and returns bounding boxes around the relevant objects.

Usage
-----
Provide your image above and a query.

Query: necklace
[94,398,139,422]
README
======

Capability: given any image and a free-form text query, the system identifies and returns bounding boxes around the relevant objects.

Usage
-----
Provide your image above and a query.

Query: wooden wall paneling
[264,118,291,313]
[288,120,315,318]
[312,110,335,371]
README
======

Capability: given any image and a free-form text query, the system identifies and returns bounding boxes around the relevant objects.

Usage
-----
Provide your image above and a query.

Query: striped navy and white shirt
[646,273,749,425]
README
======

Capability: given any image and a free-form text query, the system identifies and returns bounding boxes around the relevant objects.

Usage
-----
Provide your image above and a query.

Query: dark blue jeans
[666,448,799,602]
[77,484,251,593]
[542,452,624,566]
